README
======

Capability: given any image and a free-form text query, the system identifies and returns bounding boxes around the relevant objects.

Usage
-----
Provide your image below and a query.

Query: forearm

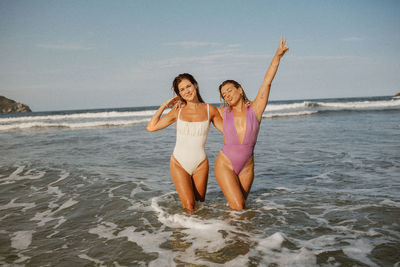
[263,52,282,86]
[146,103,167,132]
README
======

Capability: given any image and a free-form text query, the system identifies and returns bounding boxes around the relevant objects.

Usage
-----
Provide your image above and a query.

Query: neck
[231,100,246,112]
[186,99,201,108]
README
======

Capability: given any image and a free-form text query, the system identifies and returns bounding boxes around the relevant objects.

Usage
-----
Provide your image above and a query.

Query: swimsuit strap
[178,107,182,120]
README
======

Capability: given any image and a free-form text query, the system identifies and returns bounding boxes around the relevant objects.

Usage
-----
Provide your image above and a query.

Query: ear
[239,87,243,95]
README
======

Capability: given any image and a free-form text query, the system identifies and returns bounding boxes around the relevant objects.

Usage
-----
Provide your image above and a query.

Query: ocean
[0,96,399,266]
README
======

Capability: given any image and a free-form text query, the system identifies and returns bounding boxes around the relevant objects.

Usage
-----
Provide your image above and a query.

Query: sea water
[0,96,399,266]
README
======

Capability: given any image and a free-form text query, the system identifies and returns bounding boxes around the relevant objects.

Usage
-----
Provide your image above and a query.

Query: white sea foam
[266,102,312,111]
[150,194,257,264]
[380,199,400,208]
[0,119,150,131]
[342,239,376,266]
[0,198,35,212]
[266,99,400,111]
[11,231,34,250]
[49,171,70,186]
[263,110,318,118]
[1,99,398,132]
[258,232,285,250]
[88,221,119,240]
[254,233,318,266]
[31,183,78,229]
[315,99,400,109]
[0,166,45,185]
[78,254,107,267]
[0,110,158,123]
[88,221,172,266]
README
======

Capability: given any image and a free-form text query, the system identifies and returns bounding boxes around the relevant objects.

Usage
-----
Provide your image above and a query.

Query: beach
[0,96,399,266]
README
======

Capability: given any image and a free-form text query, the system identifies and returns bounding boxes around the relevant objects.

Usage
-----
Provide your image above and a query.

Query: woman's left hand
[277,36,289,57]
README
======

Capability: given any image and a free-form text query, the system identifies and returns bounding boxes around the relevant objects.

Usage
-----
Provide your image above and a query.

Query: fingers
[280,36,286,47]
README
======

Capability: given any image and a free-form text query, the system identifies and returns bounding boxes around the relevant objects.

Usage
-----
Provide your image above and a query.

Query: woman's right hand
[166,96,185,109]
[165,96,181,108]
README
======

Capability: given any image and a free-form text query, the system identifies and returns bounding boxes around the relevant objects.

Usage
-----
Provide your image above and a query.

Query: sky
[0,0,399,111]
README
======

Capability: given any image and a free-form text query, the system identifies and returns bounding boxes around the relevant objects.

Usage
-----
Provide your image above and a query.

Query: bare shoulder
[216,106,225,117]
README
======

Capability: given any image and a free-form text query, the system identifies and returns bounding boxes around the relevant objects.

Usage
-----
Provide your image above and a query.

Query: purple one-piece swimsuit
[222,106,260,175]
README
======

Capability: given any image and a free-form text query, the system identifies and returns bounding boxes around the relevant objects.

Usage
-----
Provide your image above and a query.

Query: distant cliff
[0,96,32,114]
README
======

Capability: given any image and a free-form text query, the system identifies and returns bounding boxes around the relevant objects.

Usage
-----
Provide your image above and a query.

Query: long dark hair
[218,80,250,107]
[172,73,205,104]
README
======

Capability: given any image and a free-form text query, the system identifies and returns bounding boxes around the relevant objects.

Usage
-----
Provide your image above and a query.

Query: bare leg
[215,151,246,210]
[191,158,209,202]
[238,157,254,200]
[170,155,196,211]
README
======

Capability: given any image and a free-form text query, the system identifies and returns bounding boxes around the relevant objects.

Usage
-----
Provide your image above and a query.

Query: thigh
[191,157,209,202]
[214,151,245,210]
[170,155,195,210]
[238,156,254,200]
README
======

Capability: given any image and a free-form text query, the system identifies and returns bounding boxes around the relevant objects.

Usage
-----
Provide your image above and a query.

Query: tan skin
[215,37,289,210]
[146,78,223,211]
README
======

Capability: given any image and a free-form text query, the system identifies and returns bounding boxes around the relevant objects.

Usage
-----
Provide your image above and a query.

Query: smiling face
[172,73,204,104]
[220,82,243,107]
[177,79,198,102]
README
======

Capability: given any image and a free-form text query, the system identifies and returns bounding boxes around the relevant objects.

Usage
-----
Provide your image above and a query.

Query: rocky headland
[0,96,32,114]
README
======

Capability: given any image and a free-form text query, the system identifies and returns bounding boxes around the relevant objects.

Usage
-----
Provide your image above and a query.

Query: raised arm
[146,96,180,132]
[251,37,289,121]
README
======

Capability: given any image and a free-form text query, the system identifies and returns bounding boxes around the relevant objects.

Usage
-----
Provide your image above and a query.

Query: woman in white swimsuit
[147,73,222,211]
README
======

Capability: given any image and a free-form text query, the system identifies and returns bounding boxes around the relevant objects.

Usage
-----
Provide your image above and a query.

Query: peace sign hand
[276,36,289,57]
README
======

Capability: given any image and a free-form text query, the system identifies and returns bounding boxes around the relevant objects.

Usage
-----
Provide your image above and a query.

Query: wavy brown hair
[172,73,204,104]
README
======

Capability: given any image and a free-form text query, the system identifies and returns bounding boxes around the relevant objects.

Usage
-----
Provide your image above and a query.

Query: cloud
[130,52,271,81]
[163,41,222,49]
[341,37,363,41]
[226,44,241,48]
[36,43,94,51]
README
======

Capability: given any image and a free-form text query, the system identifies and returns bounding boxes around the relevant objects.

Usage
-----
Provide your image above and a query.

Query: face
[178,79,198,102]
[220,83,242,106]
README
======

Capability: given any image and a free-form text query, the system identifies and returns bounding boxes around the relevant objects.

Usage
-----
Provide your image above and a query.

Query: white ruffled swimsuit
[173,104,210,175]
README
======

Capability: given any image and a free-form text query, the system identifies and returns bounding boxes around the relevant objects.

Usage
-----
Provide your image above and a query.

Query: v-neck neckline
[232,106,248,145]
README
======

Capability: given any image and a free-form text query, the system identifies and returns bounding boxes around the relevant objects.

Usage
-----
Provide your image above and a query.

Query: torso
[172,104,210,175]
[223,106,259,146]
[221,106,259,175]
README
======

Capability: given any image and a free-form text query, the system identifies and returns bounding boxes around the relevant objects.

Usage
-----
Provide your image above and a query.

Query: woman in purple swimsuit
[215,37,289,210]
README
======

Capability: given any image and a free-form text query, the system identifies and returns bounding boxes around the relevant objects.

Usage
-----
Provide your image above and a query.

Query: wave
[266,99,400,111]
[263,110,318,119]
[0,119,150,131]
[0,110,158,123]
